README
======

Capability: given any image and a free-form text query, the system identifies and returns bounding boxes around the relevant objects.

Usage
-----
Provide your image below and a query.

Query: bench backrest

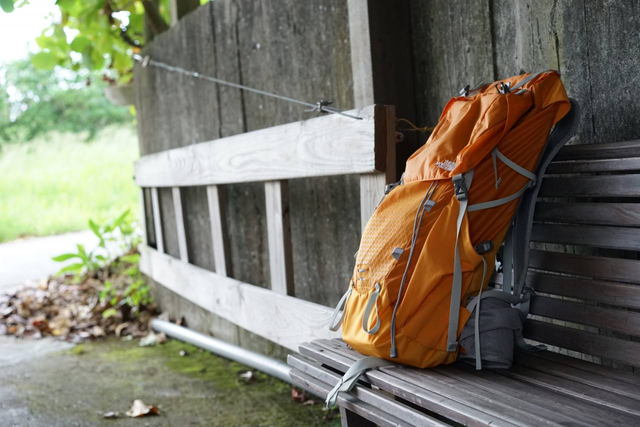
[515,139,640,370]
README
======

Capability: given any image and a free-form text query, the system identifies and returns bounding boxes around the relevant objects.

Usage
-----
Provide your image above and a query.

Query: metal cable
[132,54,362,120]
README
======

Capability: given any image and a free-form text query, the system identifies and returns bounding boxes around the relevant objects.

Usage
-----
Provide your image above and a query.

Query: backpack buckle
[452,174,468,201]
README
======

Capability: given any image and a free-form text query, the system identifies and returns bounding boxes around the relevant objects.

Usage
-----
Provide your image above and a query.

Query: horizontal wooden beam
[135,105,394,187]
[139,245,339,351]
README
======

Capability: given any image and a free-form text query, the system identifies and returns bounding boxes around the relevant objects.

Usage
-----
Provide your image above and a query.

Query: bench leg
[339,406,376,427]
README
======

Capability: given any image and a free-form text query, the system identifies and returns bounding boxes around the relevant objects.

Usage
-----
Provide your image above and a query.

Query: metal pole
[151,318,292,384]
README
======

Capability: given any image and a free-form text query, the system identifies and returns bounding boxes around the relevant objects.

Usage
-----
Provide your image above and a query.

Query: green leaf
[70,36,92,52]
[57,262,85,274]
[52,253,80,262]
[0,0,15,13]
[88,219,102,238]
[102,308,117,319]
[31,51,57,70]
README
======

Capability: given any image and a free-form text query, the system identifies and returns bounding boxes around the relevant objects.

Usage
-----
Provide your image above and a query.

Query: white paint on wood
[206,185,231,276]
[139,245,339,351]
[139,189,148,246]
[134,106,378,187]
[265,181,294,295]
[150,188,164,253]
[359,173,386,231]
[172,187,189,263]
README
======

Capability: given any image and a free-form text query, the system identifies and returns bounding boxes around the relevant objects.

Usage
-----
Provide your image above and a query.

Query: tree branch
[141,0,170,36]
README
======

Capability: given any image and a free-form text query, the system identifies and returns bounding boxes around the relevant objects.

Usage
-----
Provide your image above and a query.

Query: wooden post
[207,185,232,276]
[172,187,189,263]
[169,0,200,26]
[265,180,294,295]
[347,0,416,231]
[139,189,148,246]
[150,188,164,253]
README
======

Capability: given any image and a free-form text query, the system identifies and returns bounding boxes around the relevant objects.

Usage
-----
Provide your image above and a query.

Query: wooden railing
[135,105,396,351]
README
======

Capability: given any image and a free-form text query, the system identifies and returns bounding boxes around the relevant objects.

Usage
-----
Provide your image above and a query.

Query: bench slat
[522,351,640,387]
[514,352,640,399]
[498,365,640,418]
[531,224,640,251]
[529,296,640,336]
[554,140,640,161]
[539,175,640,197]
[313,340,559,427]
[534,202,640,227]
[289,369,411,427]
[523,320,640,366]
[547,157,640,174]
[527,272,640,310]
[288,354,446,427]
[299,341,517,427]
[435,364,635,427]
[529,250,640,284]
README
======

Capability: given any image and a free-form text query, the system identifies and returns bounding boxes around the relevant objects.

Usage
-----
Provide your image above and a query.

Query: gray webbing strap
[515,330,546,352]
[447,170,475,352]
[466,289,527,314]
[362,283,381,335]
[329,286,352,332]
[494,148,537,182]
[325,356,393,407]
[502,225,514,294]
[473,256,489,370]
[510,70,553,91]
[467,183,529,213]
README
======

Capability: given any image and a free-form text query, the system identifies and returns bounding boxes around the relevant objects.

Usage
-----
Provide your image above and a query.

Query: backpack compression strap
[325,356,393,408]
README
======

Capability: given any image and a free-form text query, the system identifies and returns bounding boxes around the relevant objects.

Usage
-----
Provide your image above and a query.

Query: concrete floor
[0,338,337,427]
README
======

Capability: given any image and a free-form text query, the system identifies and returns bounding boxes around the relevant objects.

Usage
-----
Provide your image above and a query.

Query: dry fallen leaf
[115,322,128,337]
[302,400,316,406]
[126,400,159,418]
[139,331,166,347]
[291,388,306,403]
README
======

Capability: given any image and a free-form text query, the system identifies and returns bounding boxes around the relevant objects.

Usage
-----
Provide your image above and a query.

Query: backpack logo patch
[436,160,456,171]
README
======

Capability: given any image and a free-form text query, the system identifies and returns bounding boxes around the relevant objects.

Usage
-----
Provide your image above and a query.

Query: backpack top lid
[404,71,571,183]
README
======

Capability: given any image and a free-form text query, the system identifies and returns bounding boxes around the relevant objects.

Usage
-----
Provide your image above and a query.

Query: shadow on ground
[0,338,339,427]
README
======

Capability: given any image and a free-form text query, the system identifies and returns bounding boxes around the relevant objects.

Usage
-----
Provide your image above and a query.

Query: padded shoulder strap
[511,99,581,298]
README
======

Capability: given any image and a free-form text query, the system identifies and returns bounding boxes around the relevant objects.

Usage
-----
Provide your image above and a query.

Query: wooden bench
[289,138,640,426]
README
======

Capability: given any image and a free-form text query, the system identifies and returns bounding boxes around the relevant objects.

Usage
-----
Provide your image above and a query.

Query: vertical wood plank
[265,180,294,295]
[150,187,164,253]
[206,185,232,277]
[172,187,189,263]
[349,2,403,230]
[138,188,148,246]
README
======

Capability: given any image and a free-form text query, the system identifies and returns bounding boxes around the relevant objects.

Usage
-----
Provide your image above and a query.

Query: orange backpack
[326,71,571,406]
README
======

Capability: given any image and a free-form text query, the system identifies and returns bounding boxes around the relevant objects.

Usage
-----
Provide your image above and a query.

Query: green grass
[0,126,139,243]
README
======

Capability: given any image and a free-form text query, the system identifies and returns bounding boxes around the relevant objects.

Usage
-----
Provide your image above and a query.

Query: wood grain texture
[529,250,640,285]
[172,187,189,263]
[527,272,640,310]
[524,320,640,367]
[206,185,231,276]
[555,140,640,161]
[288,354,446,427]
[150,188,164,253]
[540,175,640,198]
[264,181,294,295]
[534,202,640,227]
[139,245,339,351]
[134,106,380,187]
[530,296,640,337]
[531,224,640,251]
[547,157,640,174]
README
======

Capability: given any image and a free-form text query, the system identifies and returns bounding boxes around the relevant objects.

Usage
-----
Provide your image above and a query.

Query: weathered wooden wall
[135,0,357,358]
[136,0,640,358]
[410,0,640,145]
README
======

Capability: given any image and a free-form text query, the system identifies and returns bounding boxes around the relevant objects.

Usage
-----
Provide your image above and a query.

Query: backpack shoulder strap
[510,98,581,299]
